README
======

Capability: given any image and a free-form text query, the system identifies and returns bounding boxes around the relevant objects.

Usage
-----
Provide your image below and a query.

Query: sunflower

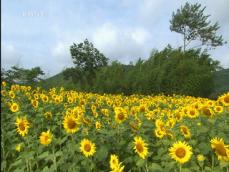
[9,91,15,99]
[130,106,138,116]
[174,111,183,121]
[15,117,30,137]
[207,100,215,107]
[1,90,7,96]
[80,139,96,157]
[101,108,109,117]
[79,99,85,106]
[201,106,214,118]
[54,96,61,104]
[15,144,22,152]
[114,107,127,124]
[110,162,125,172]
[72,106,84,120]
[41,95,49,103]
[192,102,202,110]
[180,125,191,139]
[33,93,39,100]
[2,81,6,87]
[214,106,223,113]
[166,131,175,140]
[44,112,52,119]
[95,121,102,130]
[155,119,165,129]
[63,115,80,134]
[210,137,229,161]
[182,107,189,116]
[67,97,74,104]
[91,105,97,112]
[93,111,98,118]
[39,130,52,145]
[133,136,149,159]
[138,104,148,113]
[218,93,229,106]
[197,154,205,161]
[169,141,193,164]
[166,118,176,128]
[187,108,199,118]
[31,99,38,108]
[154,128,166,139]
[110,154,119,170]
[10,102,19,112]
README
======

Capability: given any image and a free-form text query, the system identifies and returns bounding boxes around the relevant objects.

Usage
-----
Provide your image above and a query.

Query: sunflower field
[1,81,229,172]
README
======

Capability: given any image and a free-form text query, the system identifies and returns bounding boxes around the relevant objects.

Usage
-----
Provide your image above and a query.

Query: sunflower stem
[117,124,120,143]
[211,154,214,171]
[59,122,62,151]
[145,160,149,172]
[26,160,29,172]
[25,136,31,172]
[179,164,182,172]
[52,146,57,172]
[29,160,32,172]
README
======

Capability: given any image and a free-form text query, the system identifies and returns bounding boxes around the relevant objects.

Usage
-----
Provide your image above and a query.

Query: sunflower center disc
[175,148,186,158]
[68,120,76,129]
[84,144,91,152]
[136,143,144,153]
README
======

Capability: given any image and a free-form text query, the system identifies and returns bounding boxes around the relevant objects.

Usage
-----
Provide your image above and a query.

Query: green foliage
[92,46,220,97]
[63,39,108,89]
[93,61,130,94]
[2,66,44,86]
[210,69,229,99]
[170,2,226,51]
[47,45,225,97]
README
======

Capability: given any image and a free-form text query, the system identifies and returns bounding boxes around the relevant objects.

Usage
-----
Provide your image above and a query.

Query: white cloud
[139,0,164,18]
[92,23,152,63]
[1,43,22,69]
[49,41,74,74]
[131,28,151,45]
[219,53,229,68]
[92,23,118,50]
[211,47,229,68]
[51,42,71,63]
[200,0,229,24]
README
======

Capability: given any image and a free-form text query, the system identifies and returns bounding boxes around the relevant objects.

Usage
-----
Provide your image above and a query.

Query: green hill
[40,72,75,90]
[211,68,229,98]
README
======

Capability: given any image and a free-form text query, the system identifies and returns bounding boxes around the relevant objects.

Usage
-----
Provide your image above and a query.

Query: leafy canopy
[70,39,108,72]
[64,39,108,89]
[170,2,226,51]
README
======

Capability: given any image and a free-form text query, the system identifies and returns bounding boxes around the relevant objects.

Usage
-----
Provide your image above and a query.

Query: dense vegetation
[40,46,227,98]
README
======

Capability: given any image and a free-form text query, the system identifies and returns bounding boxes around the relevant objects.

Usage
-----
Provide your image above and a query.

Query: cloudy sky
[2,0,229,76]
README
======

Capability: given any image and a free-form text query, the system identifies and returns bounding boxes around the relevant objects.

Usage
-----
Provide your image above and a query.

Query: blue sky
[2,0,229,76]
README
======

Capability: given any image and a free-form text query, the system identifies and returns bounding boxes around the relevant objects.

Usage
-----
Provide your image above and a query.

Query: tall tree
[170,2,226,51]
[66,39,108,87]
